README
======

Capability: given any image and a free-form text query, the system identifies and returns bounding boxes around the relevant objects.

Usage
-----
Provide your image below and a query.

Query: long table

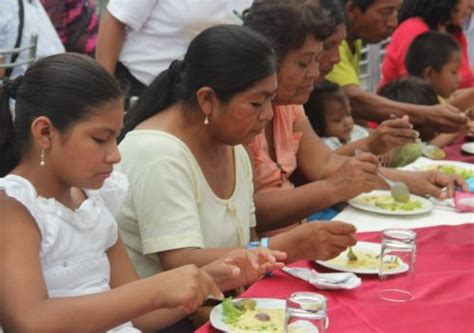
[198,223,474,333]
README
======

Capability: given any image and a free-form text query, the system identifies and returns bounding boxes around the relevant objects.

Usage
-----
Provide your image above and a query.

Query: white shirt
[0,0,64,78]
[0,172,138,333]
[322,124,370,150]
[116,130,256,278]
[107,0,253,85]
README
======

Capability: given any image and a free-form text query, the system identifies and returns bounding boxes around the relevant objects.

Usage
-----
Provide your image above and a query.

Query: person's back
[0,0,64,78]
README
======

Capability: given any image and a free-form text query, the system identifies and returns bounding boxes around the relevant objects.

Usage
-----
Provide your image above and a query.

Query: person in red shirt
[381,0,474,89]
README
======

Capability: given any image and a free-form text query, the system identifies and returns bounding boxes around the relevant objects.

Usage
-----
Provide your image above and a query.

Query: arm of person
[449,87,474,112]
[0,195,219,332]
[342,84,468,132]
[253,117,379,231]
[96,10,126,74]
[429,132,462,148]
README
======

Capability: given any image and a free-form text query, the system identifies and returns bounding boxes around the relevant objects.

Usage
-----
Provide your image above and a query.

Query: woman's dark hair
[405,31,461,77]
[304,80,345,136]
[0,53,123,176]
[122,25,277,138]
[378,78,439,106]
[399,0,460,30]
[243,0,335,61]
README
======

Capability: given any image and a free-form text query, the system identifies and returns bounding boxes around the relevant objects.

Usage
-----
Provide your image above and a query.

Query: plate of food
[461,142,474,155]
[316,241,408,275]
[210,298,286,333]
[413,160,474,180]
[348,190,433,216]
[211,298,327,333]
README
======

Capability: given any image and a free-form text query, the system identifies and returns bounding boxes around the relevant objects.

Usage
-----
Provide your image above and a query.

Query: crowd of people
[0,0,473,332]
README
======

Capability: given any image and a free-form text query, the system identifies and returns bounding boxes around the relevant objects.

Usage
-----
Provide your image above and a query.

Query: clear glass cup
[285,292,328,333]
[378,228,417,302]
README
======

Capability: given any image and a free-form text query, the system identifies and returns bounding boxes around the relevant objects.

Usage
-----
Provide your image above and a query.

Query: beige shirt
[116,130,256,277]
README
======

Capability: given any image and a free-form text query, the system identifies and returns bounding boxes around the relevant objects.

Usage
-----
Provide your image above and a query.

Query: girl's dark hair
[243,0,335,61]
[399,0,460,30]
[0,53,123,176]
[304,80,345,137]
[378,78,439,106]
[405,31,461,77]
[122,24,277,138]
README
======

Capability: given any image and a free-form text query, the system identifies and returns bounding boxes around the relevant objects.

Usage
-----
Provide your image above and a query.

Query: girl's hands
[202,248,287,292]
[154,264,223,314]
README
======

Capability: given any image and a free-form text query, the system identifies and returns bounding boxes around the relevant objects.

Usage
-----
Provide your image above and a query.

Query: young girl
[305,80,417,157]
[0,53,284,332]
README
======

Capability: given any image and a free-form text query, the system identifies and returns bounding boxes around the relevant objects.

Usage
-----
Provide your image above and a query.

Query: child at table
[0,53,284,332]
[304,80,416,157]
[401,31,474,146]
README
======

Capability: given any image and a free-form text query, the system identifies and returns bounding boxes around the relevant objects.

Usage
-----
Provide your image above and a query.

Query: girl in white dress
[0,53,284,332]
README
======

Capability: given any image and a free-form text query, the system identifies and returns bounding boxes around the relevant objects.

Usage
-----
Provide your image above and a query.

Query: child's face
[429,52,461,98]
[47,99,124,189]
[324,97,354,143]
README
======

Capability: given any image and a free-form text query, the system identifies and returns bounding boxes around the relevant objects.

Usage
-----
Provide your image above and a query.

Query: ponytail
[0,77,22,176]
[120,60,182,141]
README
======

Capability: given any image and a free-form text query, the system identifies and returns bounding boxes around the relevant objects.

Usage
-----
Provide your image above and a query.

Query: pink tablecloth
[197,224,474,333]
[443,135,474,163]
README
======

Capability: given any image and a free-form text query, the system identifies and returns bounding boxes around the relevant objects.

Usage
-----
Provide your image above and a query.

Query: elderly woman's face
[450,0,472,26]
[274,35,324,105]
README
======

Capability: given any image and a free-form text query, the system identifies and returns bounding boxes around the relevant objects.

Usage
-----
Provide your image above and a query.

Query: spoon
[347,246,357,261]
[378,170,410,203]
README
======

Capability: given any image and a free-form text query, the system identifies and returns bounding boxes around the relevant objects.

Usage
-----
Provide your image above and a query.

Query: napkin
[282,267,361,290]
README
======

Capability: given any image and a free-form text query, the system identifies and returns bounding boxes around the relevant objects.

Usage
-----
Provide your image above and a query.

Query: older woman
[116,23,357,293]
[381,0,474,88]
[243,0,466,235]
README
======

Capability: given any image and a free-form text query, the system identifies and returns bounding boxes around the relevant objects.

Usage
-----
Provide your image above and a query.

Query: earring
[40,148,46,167]
[204,115,209,125]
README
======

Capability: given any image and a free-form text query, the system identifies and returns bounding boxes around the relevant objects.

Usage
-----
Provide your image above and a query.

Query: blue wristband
[261,237,269,248]
[246,240,261,250]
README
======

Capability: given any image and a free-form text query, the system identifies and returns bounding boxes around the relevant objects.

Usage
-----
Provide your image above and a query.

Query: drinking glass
[285,292,328,333]
[378,228,417,302]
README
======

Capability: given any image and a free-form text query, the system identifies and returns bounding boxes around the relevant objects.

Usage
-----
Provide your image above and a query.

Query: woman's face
[274,34,324,105]
[209,74,278,145]
[47,99,124,189]
[450,0,472,26]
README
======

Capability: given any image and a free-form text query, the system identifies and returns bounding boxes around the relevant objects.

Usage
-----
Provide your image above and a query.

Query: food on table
[327,248,400,271]
[222,298,285,332]
[422,164,474,180]
[390,142,423,167]
[357,194,422,212]
[422,144,446,160]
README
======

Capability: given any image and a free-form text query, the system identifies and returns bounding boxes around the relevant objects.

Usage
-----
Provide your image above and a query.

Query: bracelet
[247,237,270,250]
[260,237,269,248]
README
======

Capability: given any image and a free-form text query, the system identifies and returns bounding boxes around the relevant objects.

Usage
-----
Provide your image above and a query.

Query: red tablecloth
[197,224,474,333]
[443,135,474,163]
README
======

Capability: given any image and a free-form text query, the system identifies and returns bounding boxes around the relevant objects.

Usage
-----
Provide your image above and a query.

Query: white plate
[348,190,433,216]
[210,298,329,332]
[210,298,285,332]
[316,241,409,275]
[461,142,474,155]
[403,158,473,173]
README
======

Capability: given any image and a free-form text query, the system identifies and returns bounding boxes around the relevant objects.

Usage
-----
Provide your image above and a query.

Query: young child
[304,80,417,156]
[0,53,284,332]
[404,31,474,146]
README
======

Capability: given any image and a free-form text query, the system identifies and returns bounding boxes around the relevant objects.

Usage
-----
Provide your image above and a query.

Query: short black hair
[304,80,346,136]
[378,77,439,106]
[399,0,461,30]
[319,0,346,25]
[243,0,335,61]
[339,0,376,13]
[405,31,461,77]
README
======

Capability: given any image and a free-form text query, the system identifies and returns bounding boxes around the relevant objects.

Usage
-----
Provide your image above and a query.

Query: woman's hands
[202,248,287,292]
[271,221,357,262]
[326,152,379,201]
[394,170,467,199]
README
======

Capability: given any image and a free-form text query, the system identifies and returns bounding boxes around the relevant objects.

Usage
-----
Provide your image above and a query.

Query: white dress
[0,172,139,332]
